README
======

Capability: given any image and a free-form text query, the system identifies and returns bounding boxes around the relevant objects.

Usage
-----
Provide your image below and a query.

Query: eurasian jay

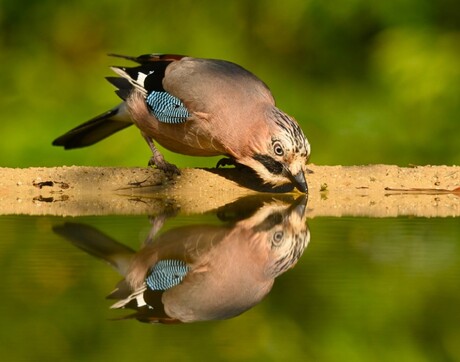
[52,54,310,192]
[53,195,309,323]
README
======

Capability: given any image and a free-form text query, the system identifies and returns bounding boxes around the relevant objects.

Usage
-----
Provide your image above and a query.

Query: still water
[0,195,459,361]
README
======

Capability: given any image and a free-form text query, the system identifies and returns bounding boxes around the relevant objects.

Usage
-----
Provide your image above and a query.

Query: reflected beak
[288,170,308,193]
[291,195,307,218]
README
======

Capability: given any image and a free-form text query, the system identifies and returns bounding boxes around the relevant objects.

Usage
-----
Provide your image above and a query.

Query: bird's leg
[142,134,180,176]
[143,215,168,246]
[143,203,179,246]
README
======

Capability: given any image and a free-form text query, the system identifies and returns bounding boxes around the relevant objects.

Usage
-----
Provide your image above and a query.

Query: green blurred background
[1,0,459,168]
[2,215,460,361]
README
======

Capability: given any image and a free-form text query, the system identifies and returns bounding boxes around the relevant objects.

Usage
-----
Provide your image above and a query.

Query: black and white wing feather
[109,55,191,124]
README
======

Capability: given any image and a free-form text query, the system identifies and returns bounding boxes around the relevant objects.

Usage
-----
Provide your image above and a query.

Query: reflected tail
[53,222,134,276]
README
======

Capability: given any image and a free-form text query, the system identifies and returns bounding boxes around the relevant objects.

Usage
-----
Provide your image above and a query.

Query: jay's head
[239,107,311,193]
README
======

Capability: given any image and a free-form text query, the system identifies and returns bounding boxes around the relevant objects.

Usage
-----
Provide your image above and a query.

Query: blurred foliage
[0,0,459,167]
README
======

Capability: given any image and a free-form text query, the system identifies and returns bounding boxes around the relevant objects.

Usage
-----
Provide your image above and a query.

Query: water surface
[0,196,459,361]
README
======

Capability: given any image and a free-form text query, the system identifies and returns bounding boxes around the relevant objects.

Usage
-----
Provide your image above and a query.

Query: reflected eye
[272,231,284,246]
[273,141,284,156]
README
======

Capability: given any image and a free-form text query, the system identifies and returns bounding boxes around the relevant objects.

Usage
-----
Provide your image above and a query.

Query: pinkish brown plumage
[53,54,311,192]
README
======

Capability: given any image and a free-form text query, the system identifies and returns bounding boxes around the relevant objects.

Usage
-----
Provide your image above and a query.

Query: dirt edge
[0,165,459,217]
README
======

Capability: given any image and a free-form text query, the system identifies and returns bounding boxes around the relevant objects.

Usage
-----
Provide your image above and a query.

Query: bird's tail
[52,103,132,149]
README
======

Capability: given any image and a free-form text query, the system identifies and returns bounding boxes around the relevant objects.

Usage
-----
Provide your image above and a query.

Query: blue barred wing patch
[145,259,189,291]
[146,90,190,124]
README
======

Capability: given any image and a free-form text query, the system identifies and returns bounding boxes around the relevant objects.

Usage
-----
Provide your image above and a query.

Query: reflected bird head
[239,196,310,278]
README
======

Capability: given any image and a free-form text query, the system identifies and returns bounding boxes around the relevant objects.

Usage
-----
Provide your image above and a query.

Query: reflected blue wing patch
[146,90,190,124]
[145,259,189,291]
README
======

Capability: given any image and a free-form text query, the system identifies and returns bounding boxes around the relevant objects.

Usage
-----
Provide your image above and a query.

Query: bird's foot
[148,156,181,177]
[216,157,238,168]
[143,135,180,177]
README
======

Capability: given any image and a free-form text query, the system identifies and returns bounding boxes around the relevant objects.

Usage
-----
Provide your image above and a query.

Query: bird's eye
[273,141,284,156]
[272,231,284,246]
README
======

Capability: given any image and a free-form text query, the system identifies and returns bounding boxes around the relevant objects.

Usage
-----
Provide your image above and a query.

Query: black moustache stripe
[253,154,284,175]
[254,212,283,232]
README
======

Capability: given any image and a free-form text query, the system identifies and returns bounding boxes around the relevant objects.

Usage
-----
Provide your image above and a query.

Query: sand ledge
[0,164,458,217]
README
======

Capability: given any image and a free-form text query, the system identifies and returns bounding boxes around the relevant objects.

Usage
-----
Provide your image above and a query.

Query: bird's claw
[148,156,181,177]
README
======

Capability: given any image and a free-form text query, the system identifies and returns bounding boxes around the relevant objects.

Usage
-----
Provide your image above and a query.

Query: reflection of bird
[52,54,310,192]
[54,196,309,323]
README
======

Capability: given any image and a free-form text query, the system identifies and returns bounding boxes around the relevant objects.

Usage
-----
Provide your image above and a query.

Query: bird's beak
[288,170,308,193]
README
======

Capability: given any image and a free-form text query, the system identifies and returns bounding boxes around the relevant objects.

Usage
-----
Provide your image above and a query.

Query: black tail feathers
[52,107,132,149]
